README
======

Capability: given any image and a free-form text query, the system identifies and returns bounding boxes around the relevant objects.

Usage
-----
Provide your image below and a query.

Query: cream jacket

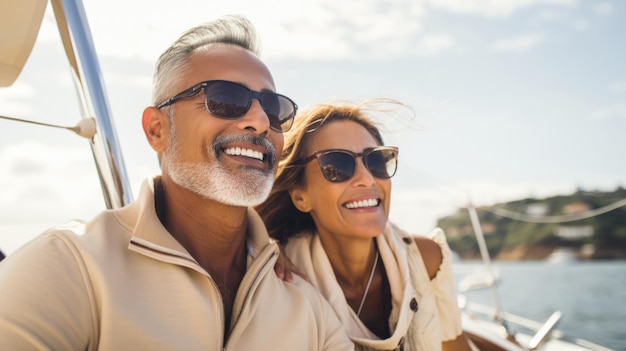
[0,177,353,351]
[284,223,463,351]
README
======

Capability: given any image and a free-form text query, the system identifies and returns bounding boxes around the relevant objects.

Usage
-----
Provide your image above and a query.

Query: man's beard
[165,123,277,207]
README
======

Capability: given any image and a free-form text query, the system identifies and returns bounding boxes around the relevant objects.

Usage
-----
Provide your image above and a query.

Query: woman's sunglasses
[292,146,399,183]
[156,80,298,133]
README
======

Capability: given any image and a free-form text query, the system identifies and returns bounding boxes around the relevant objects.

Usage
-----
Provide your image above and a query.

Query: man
[0,16,353,350]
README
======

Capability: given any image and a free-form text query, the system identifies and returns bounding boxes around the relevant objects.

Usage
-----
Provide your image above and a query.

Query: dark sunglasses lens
[319,152,355,182]
[261,93,295,132]
[204,82,249,118]
[367,149,397,178]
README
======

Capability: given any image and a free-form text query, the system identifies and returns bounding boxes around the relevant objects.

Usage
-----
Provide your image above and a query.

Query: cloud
[572,19,590,31]
[611,82,626,93]
[0,140,103,222]
[0,82,35,116]
[593,2,613,15]
[535,9,567,22]
[492,33,545,52]
[0,140,106,254]
[417,35,457,56]
[31,0,581,64]
[425,0,577,17]
[236,1,428,61]
[591,105,626,121]
[66,0,428,62]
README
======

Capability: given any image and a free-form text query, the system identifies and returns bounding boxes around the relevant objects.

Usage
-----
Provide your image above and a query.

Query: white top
[284,223,463,351]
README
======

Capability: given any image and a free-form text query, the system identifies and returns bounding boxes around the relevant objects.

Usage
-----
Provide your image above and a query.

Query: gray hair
[151,15,261,106]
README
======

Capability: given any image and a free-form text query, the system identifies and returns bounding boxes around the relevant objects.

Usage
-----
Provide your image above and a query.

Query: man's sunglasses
[292,146,399,183]
[156,80,298,133]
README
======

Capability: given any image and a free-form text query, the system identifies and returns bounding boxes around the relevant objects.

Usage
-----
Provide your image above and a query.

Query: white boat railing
[55,0,133,208]
[460,299,613,351]
[462,203,615,351]
[467,202,514,339]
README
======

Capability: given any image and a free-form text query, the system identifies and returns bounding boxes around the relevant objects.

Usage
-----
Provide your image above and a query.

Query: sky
[1,0,625,255]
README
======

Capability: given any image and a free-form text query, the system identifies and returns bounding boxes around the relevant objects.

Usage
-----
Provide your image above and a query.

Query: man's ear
[142,106,170,153]
[289,187,311,213]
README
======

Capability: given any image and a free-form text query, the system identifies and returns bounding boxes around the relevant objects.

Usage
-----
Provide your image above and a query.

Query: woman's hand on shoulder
[274,244,310,283]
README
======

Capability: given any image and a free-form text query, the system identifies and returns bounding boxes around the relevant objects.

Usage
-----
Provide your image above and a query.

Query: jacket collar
[117,176,275,264]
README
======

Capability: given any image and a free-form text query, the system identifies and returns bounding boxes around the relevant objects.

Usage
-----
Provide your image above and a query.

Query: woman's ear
[289,187,311,213]
[142,106,170,153]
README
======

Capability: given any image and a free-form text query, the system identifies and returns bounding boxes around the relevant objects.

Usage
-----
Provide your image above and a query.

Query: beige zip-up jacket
[0,177,353,351]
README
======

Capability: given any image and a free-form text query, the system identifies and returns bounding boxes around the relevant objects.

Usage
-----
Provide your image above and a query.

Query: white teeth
[345,198,379,209]
[224,147,264,161]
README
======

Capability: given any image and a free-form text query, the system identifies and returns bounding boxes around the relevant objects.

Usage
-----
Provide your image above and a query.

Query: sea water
[453,260,626,351]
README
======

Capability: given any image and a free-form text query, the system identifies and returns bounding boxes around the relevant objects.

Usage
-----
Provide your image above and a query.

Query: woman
[257,100,472,350]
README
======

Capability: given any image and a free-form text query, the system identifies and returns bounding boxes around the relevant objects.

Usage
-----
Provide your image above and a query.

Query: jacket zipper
[222,245,279,349]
